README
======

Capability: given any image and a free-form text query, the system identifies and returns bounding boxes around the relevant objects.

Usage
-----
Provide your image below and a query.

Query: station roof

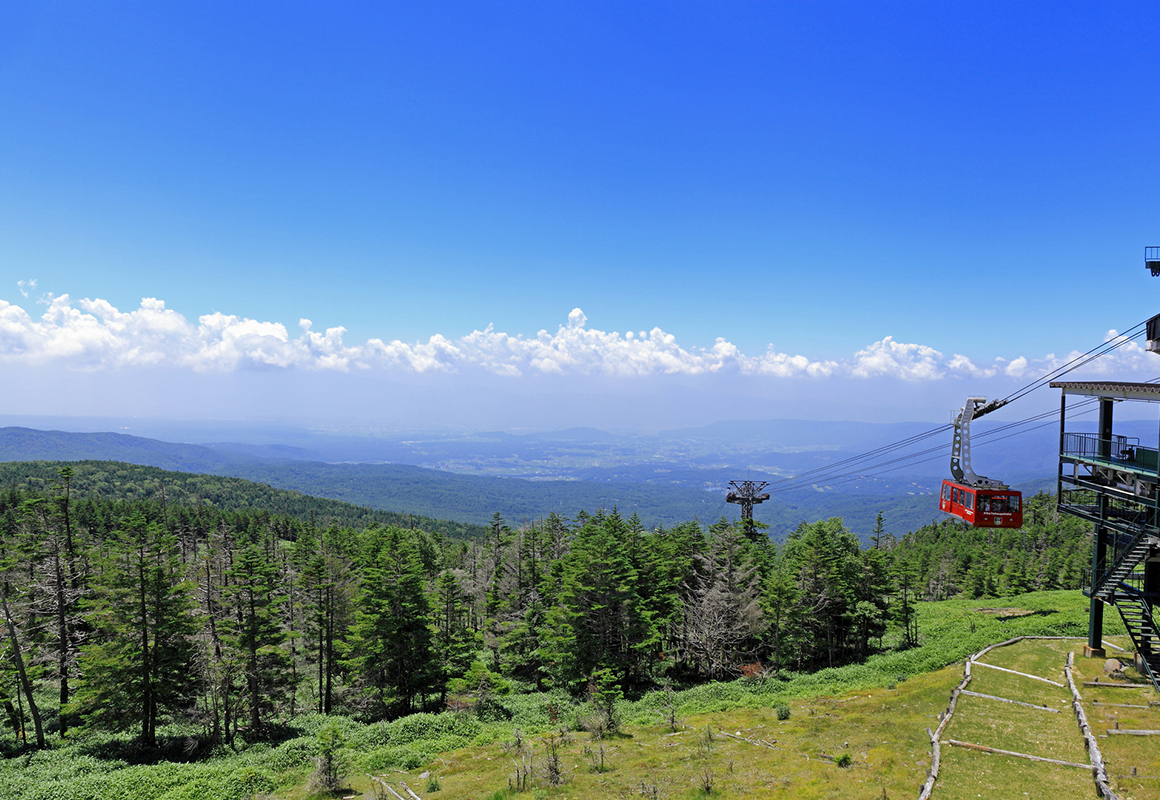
[1050,381,1160,401]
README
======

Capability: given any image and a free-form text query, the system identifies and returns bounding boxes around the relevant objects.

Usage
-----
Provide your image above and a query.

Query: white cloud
[850,337,944,380]
[946,353,997,379]
[1,293,1155,385]
[17,279,36,299]
[1004,356,1028,378]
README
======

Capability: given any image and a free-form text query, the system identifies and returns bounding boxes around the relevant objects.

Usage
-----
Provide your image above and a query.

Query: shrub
[308,722,347,793]
[361,744,429,772]
[775,703,791,721]
[267,737,315,771]
[225,766,275,799]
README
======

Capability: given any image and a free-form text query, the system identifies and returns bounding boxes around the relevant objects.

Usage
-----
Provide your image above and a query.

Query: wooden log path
[1092,700,1153,710]
[945,738,1089,769]
[918,636,1123,800]
[958,689,1061,713]
[1065,650,1119,800]
[917,637,1001,800]
[970,659,1064,687]
[1083,680,1148,689]
[1106,729,1160,736]
[370,775,421,800]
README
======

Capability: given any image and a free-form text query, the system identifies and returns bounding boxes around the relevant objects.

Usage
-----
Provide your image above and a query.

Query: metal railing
[1060,487,1156,520]
[1061,432,1142,462]
[1113,586,1160,691]
[1083,524,1154,599]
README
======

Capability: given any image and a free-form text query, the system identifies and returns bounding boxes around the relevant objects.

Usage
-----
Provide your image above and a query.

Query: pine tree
[545,512,658,691]
[0,586,43,748]
[222,541,292,735]
[346,527,437,719]
[783,518,861,669]
[15,494,83,739]
[892,555,920,649]
[431,567,480,699]
[298,525,354,715]
[72,512,196,746]
[761,549,799,677]
[484,513,513,672]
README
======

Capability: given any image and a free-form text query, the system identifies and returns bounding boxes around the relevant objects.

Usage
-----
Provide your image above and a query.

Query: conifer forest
[0,463,1090,753]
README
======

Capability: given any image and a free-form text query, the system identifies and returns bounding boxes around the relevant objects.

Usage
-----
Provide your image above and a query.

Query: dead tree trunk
[1,589,44,749]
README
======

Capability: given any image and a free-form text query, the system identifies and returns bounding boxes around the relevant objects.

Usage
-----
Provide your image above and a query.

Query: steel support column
[1086,397,1116,658]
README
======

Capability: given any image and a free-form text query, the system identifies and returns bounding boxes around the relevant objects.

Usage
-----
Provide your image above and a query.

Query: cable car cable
[757,323,1147,496]
[772,381,1157,495]
[763,391,1124,496]
[755,424,953,493]
[770,397,1111,493]
[735,319,1155,522]
[998,324,1147,406]
[769,323,1149,490]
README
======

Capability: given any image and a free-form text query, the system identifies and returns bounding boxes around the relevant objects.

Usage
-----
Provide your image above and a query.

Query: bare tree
[683,524,764,679]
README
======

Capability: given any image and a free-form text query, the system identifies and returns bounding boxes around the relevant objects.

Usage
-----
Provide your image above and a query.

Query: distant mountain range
[0,426,236,472]
[0,417,1072,541]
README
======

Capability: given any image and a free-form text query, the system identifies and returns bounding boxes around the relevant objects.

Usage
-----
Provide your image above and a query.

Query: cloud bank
[0,293,1150,383]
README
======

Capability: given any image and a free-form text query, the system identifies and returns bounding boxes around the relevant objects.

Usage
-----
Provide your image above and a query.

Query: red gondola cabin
[940,480,1023,528]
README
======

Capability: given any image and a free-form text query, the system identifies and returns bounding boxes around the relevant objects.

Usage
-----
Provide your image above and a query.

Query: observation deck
[1053,380,1160,686]
[1057,431,1160,536]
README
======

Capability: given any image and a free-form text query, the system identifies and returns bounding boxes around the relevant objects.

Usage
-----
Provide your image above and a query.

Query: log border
[918,636,1121,800]
[1065,650,1119,800]
[945,738,1089,768]
[958,689,1061,713]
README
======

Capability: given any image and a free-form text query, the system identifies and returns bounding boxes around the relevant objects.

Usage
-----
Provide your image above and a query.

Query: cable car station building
[1053,379,1160,687]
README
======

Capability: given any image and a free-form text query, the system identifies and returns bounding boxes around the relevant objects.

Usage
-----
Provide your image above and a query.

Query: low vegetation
[0,590,1112,799]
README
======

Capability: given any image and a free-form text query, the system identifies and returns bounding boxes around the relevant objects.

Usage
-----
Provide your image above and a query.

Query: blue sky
[2,2,1159,431]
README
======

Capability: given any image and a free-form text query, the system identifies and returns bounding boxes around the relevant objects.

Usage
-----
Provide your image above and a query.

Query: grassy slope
[1,589,1127,800]
[937,637,1093,800]
[1073,646,1160,800]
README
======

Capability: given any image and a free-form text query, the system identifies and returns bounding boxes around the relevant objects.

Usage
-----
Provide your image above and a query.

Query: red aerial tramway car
[939,397,1023,529]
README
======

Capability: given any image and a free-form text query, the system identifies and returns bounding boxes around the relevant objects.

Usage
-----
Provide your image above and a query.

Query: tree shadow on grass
[73,721,304,765]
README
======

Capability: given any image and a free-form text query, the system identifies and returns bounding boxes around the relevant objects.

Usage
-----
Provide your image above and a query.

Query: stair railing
[1114,588,1160,691]
[1088,525,1156,600]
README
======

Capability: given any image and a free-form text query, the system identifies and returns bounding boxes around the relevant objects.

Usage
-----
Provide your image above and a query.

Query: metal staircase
[1085,527,1160,601]
[1113,588,1160,690]
[1079,525,1160,690]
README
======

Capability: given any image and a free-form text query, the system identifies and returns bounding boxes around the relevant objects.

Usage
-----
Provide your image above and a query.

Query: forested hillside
[887,492,1090,598]
[0,461,1090,761]
[225,458,944,537]
[0,427,233,472]
[0,460,486,539]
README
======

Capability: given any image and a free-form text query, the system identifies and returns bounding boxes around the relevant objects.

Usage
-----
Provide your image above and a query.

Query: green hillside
[225,458,939,539]
[0,460,486,539]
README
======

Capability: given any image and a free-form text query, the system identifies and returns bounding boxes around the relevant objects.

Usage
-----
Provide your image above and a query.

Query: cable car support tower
[726,480,770,541]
